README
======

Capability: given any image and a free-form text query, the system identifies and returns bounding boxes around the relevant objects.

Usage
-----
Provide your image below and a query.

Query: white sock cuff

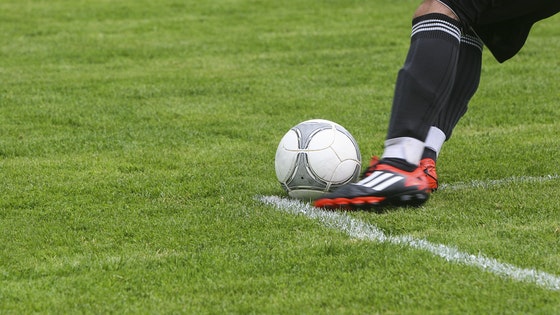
[382,137,425,166]
[424,126,446,157]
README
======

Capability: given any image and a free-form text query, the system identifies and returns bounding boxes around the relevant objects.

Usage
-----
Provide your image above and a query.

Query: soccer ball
[275,119,361,200]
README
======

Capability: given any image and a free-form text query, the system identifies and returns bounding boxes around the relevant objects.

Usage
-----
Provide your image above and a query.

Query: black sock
[422,148,437,161]
[386,13,462,142]
[421,148,438,161]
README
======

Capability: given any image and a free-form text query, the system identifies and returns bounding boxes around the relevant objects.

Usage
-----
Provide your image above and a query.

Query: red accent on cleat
[420,158,438,191]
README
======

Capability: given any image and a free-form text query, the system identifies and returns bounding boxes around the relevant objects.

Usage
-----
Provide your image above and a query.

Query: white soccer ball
[275,119,361,200]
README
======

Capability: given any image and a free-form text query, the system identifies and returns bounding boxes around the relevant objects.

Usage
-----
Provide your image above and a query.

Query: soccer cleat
[420,158,438,192]
[314,162,431,210]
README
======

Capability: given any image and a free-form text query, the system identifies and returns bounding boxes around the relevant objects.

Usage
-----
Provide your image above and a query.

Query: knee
[414,0,459,20]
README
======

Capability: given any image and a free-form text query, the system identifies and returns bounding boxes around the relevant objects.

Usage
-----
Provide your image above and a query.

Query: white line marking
[257,194,560,291]
[440,174,559,191]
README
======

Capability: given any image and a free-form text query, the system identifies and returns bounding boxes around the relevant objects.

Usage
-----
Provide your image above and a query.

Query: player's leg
[424,30,483,159]
[314,0,462,209]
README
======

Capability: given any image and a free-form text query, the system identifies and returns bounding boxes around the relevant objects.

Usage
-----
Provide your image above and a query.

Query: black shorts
[439,0,560,62]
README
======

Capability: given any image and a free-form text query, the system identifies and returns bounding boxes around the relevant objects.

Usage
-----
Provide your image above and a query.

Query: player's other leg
[421,29,484,191]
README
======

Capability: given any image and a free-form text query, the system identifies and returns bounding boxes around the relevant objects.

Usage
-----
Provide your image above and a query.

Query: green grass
[1,0,560,313]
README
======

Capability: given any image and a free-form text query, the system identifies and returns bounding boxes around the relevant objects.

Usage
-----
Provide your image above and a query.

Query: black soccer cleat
[314,162,431,210]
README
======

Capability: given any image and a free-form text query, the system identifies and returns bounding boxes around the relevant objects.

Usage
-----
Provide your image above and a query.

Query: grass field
[1,0,560,313]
